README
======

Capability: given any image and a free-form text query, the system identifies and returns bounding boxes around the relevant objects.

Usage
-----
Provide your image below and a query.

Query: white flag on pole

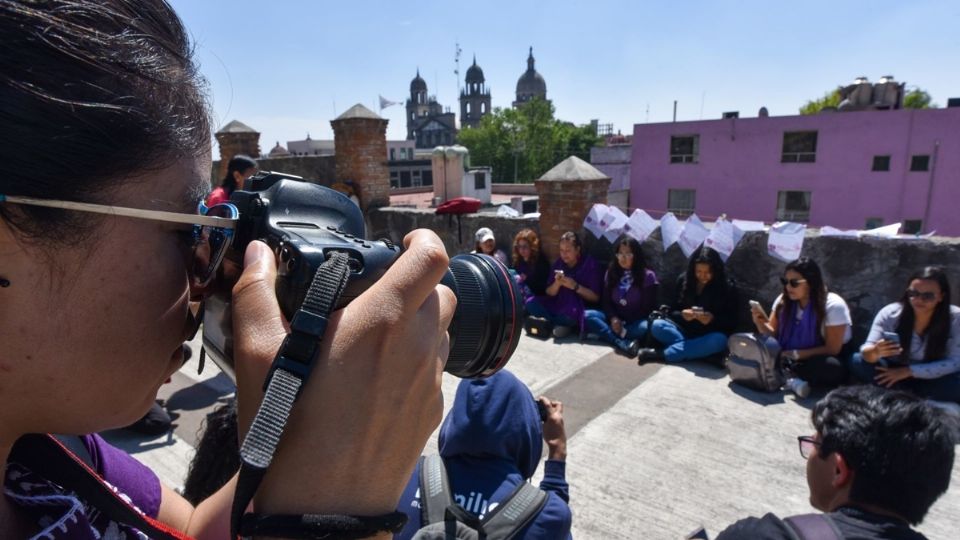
[622,209,658,243]
[659,212,682,251]
[677,213,709,257]
[379,95,400,110]
[767,222,806,262]
[583,204,610,239]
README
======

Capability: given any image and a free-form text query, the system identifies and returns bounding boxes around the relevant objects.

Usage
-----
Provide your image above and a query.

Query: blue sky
[169,0,960,152]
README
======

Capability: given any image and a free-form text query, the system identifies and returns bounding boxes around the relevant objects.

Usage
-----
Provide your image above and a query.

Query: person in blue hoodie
[395,369,572,539]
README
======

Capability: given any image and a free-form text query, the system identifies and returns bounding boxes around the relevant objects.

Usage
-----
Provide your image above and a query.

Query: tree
[457,98,601,183]
[799,89,842,115]
[903,89,936,109]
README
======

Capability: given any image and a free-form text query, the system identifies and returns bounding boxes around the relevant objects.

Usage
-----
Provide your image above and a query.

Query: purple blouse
[602,268,659,323]
[536,255,603,331]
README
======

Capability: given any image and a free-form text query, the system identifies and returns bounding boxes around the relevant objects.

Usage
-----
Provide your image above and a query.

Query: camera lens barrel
[440,253,523,378]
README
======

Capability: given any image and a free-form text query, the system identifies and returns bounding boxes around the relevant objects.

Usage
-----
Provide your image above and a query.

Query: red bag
[435,197,481,215]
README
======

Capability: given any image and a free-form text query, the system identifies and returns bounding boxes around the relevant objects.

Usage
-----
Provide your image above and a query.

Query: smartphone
[554,269,564,279]
[691,306,704,313]
[749,300,767,320]
[535,398,549,422]
[881,331,900,344]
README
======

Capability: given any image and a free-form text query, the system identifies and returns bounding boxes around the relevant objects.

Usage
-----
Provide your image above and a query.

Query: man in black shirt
[716,386,956,539]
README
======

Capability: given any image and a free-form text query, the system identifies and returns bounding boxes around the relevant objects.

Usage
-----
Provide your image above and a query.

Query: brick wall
[535,177,610,261]
[331,117,390,210]
[215,133,260,180]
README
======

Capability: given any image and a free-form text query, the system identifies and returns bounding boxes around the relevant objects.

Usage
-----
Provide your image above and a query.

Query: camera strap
[230,251,404,539]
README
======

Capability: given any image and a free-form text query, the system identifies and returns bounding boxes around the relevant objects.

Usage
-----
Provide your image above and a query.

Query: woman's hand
[610,317,623,336]
[875,366,913,387]
[231,230,455,517]
[560,275,578,290]
[695,311,714,325]
[681,309,696,322]
[864,340,903,363]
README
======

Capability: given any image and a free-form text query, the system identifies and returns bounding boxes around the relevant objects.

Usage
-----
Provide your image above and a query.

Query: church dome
[515,47,546,98]
[410,69,427,93]
[465,57,485,84]
[268,141,289,157]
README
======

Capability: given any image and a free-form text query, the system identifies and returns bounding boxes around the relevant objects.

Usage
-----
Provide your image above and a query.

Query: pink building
[627,107,960,235]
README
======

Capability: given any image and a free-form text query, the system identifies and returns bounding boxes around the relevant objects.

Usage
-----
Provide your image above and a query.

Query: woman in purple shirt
[584,236,658,356]
[525,231,603,338]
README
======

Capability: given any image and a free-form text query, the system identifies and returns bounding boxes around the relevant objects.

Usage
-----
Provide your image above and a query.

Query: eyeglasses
[0,194,237,289]
[780,277,808,288]
[797,435,821,459]
[615,252,635,259]
[906,289,938,302]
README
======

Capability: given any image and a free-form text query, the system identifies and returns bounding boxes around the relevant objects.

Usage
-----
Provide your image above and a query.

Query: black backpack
[412,454,548,540]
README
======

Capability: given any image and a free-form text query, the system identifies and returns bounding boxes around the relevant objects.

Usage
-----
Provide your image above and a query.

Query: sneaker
[615,339,641,358]
[637,348,665,365]
[552,325,573,339]
[783,377,811,398]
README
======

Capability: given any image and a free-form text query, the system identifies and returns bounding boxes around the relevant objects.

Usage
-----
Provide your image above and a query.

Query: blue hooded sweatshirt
[395,370,572,539]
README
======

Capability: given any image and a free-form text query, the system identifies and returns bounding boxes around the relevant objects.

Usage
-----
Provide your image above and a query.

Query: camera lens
[440,253,523,378]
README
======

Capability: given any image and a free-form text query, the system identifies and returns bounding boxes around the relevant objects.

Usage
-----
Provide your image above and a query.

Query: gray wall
[369,206,960,344]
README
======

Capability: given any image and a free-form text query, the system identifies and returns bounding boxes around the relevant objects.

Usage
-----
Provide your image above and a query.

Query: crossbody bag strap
[480,482,548,540]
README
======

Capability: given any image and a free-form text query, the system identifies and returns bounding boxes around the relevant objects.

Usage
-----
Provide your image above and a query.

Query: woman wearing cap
[473,226,509,266]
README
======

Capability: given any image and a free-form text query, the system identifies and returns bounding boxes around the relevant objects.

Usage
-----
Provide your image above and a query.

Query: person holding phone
[583,236,658,357]
[750,257,852,389]
[525,231,602,339]
[850,267,960,403]
[638,246,737,364]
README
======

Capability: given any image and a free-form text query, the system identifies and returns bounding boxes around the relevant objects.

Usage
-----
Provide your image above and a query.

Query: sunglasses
[0,194,238,290]
[780,277,808,288]
[906,289,938,302]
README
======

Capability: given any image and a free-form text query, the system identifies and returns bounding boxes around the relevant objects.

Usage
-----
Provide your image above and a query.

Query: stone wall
[367,204,960,343]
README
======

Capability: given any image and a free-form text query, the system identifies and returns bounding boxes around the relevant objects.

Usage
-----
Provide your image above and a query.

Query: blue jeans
[525,298,576,328]
[649,319,728,363]
[849,353,960,403]
[583,309,648,346]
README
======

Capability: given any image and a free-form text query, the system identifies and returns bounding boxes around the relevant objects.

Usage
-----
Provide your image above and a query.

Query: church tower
[459,55,491,129]
[406,69,429,140]
[513,47,548,108]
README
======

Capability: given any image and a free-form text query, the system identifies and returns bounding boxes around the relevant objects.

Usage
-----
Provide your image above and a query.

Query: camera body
[203,172,401,378]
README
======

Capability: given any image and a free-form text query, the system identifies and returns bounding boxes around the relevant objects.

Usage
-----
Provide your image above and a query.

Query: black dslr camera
[202,171,522,380]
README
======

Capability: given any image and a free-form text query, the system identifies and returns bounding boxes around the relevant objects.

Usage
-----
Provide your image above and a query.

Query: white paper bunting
[704,218,737,261]
[659,212,682,251]
[601,206,629,243]
[583,204,610,239]
[767,222,806,262]
[622,209,658,243]
[677,214,709,257]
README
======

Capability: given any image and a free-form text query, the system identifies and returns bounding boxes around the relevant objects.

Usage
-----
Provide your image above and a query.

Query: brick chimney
[535,156,611,261]
[214,120,261,180]
[331,104,390,211]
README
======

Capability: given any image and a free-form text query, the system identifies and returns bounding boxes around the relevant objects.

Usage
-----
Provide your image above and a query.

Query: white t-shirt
[771,292,852,344]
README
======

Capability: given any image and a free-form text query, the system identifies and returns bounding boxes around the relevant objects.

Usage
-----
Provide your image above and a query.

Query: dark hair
[778,257,827,327]
[511,228,541,267]
[679,246,728,305]
[0,0,210,245]
[896,266,952,361]
[221,154,257,193]
[605,236,646,295]
[183,399,240,504]
[812,385,956,525]
[559,231,581,250]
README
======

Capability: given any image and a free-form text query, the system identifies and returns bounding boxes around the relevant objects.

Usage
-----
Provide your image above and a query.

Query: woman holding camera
[638,246,737,364]
[511,228,550,302]
[0,2,452,538]
[850,267,960,403]
[750,257,851,388]
[525,231,602,339]
[584,237,658,356]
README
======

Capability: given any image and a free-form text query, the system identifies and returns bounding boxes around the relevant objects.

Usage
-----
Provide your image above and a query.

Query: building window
[910,155,930,172]
[865,217,884,229]
[776,190,811,221]
[669,135,699,164]
[871,155,890,171]
[903,220,923,234]
[390,148,396,161]
[389,171,399,189]
[474,172,486,190]
[667,189,696,216]
[781,131,817,163]
[422,170,433,187]
[399,170,411,188]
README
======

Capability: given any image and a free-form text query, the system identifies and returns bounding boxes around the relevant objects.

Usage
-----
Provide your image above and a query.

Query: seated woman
[750,257,851,389]
[584,237,657,356]
[473,226,509,266]
[851,266,960,403]
[511,228,550,303]
[638,246,737,364]
[525,231,603,339]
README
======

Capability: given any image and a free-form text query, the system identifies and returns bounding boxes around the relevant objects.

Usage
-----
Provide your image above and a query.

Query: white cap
[475,227,495,243]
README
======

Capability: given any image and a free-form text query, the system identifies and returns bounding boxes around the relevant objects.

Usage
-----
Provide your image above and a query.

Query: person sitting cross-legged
[525,231,602,339]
